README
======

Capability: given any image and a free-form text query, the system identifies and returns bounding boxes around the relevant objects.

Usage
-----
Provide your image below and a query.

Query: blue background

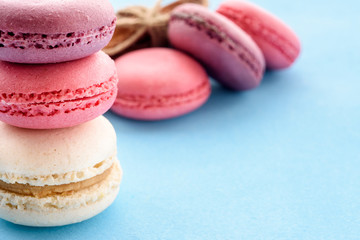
[1,0,359,239]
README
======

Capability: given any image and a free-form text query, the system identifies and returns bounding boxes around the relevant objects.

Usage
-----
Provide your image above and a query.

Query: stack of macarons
[0,0,122,226]
[110,0,300,121]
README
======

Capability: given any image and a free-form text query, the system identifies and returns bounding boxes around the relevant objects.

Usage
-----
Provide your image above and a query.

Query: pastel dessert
[0,116,122,227]
[0,51,118,129]
[111,48,211,120]
[168,4,265,91]
[0,0,116,63]
[217,0,301,69]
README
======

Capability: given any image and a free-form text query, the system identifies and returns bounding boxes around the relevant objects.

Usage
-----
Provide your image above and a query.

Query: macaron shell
[0,0,116,63]
[217,0,301,69]
[112,85,209,120]
[0,52,118,129]
[0,116,116,181]
[112,48,211,120]
[168,4,265,90]
[0,51,114,92]
[0,0,115,33]
[0,161,122,227]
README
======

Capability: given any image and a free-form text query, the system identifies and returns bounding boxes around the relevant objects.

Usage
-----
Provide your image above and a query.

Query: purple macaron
[0,0,116,64]
[168,4,265,90]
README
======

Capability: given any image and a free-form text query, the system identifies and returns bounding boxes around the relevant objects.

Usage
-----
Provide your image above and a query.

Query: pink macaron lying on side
[0,0,116,64]
[217,0,301,69]
[0,51,118,129]
[168,4,265,91]
[111,48,211,121]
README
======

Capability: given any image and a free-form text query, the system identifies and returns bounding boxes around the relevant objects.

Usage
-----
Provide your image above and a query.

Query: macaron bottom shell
[0,82,117,129]
[0,161,122,227]
[111,80,210,121]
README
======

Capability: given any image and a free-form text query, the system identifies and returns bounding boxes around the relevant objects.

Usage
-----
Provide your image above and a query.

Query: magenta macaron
[0,0,116,64]
[111,48,211,121]
[0,51,118,129]
[217,0,301,69]
[168,4,265,91]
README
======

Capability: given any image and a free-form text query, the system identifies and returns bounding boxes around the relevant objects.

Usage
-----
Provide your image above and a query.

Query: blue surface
[1,0,360,239]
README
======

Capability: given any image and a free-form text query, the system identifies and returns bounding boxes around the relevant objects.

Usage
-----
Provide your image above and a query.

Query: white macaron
[0,116,122,226]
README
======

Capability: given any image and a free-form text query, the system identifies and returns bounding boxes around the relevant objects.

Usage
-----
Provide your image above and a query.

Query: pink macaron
[217,0,301,70]
[168,4,265,91]
[111,48,211,121]
[0,0,116,64]
[0,51,118,129]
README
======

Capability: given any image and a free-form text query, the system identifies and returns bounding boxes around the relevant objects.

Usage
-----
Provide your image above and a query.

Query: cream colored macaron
[0,116,122,227]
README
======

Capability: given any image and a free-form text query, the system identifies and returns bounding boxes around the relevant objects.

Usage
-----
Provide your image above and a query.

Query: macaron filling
[0,164,114,198]
[0,161,122,211]
[0,74,117,117]
[170,12,263,79]
[217,7,299,62]
[114,79,210,110]
[0,19,116,50]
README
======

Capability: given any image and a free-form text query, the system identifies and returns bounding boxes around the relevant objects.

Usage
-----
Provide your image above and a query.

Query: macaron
[217,0,301,69]
[168,4,265,91]
[0,51,118,129]
[0,116,122,227]
[111,48,211,120]
[0,0,116,63]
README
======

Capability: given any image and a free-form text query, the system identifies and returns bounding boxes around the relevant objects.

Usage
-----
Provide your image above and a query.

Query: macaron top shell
[115,48,208,96]
[0,51,115,93]
[0,0,115,34]
[0,116,116,185]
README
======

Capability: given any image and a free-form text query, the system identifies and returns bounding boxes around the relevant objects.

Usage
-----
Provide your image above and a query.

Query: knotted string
[103,0,208,57]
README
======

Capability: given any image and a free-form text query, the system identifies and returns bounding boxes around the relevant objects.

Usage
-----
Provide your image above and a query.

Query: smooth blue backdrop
[1,0,359,239]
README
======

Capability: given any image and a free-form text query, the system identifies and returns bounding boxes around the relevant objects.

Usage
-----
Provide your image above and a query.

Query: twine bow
[103,0,208,57]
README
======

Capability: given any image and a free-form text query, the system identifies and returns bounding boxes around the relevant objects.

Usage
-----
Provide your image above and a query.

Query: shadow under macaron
[107,66,302,134]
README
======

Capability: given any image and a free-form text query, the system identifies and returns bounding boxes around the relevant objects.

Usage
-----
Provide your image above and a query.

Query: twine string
[103,0,208,56]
